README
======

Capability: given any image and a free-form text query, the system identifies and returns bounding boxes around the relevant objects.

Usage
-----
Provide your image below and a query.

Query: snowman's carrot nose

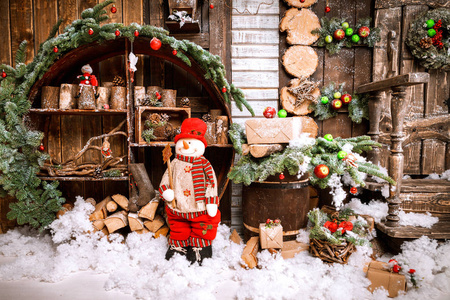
[183,140,189,149]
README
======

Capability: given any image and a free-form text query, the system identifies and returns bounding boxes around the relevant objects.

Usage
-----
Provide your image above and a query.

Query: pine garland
[312,17,380,55]
[0,0,253,230]
[310,82,369,123]
[405,8,450,71]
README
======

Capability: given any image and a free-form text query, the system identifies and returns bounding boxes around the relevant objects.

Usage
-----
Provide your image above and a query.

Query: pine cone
[93,167,103,179]
[112,75,126,87]
[160,113,170,123]
[141,95,152,106]
[180,97,190,107]
[419,37,433,49]
[202,114,212,123]
[148,113,162,125]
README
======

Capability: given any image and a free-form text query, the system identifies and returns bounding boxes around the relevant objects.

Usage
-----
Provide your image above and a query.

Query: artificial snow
[425,170,450,181]
[0,197,448,300]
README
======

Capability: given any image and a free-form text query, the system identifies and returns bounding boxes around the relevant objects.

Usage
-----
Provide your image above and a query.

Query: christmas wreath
[310,82,369,123]
[0,0,253,230]
[405,8,450,70]
[312,17,380,54]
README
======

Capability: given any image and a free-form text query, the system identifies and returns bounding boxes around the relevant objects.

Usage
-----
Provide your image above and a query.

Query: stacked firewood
[88,194,169,237]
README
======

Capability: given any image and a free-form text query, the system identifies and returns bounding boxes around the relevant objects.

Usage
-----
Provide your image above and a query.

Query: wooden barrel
[242,173,312,242]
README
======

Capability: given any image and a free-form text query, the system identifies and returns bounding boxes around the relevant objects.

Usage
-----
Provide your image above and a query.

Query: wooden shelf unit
[29,108,128,115]
[39,176,129,182]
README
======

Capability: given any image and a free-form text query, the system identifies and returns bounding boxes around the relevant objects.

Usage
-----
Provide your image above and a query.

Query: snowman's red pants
[165,205,221,248]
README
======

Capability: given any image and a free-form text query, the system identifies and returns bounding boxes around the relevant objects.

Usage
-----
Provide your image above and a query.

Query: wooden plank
[209,0,226,61]
[352,46,372,137]
[123,0,143,86]
[47,115,62,164]
[231,58,279,71]
[232,71,279,88]
[401,5,428,60]
[231,45,279,58]
[239,88,279,100]
[101,0,122,24]
[0,0,11,65]
[422,140,447,174]
[10,0,34,64]
[356,73,429,93]
[231,100,278,117]
[375,0,450,8]
[81,116,102,164]
[33,0,58,54]
[232,0,279,15]
[149,0,164,87]
[171,33,210,49]
[231,30,279,45]
[79,0,98,13]
[59,0,79,32]
[231,15,279,30]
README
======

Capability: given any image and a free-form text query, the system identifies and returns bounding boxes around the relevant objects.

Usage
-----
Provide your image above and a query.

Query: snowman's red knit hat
[174,118,208,147]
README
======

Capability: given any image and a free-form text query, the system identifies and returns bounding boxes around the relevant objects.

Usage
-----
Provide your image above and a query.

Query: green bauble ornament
[341,22,349,29]
[324,134,333,141]
[321,96,329,104]
[325,35,333,43]
[337,151,347,160]
[345,28,354,36]
[428,28,437,37]
[278,109,287,118]
[351,34,360,43]
[426,19,435,29]
[333,92,341,99]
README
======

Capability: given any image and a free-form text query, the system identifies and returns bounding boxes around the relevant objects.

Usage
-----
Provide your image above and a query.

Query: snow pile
[425,170,450,181]
[345,199,438,228]
[0,197,449,299]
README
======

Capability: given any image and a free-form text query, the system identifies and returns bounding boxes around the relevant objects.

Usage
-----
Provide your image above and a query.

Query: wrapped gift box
[366,261,406,298]
[245,116,318,144]
[281,240,309,259]
[259,223,283,249]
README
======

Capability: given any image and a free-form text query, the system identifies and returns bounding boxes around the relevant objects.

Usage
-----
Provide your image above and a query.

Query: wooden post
[59,84,77,109]
[367,91,383,166]
[110,86,126,109]
[216,116,229,144]
[96,87,110,109]
[78,85,96,109]
[162,89,177,107]
[385,86,408,227]
[41,86,60,109]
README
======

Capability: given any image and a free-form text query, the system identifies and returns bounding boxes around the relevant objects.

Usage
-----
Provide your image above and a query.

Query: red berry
[38,144,45,151]
[279,173,285,180]
[53,46,58,53]
[88,28,94,35]
[115,30,120,36]
[393,264,401,273]
[389,259,398,265]
[314,164,329,179]
[409,269,416,274]
[263,107,276,118]
[325,6,331,13]
[350,187,358,194]
[172,49,178,55]
[150,37,162,50]
[274,219,280,223]
[222,86,227,93]
[134,30,139,37]
[111,5,117,14]
[1,71,6,78]
[209,4,214,9]
[266,218,271,224]
[155,92,161,100]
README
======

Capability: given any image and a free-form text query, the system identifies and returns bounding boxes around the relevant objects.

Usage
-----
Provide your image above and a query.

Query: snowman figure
[159,118,220,264]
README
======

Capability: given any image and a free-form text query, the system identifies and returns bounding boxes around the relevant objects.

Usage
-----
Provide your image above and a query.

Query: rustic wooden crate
[135,106,191,145]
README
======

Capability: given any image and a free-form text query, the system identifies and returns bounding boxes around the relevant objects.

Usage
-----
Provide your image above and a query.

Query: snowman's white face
[175,138,205,157]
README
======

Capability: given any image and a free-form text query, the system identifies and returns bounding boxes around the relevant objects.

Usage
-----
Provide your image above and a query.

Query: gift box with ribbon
[366,261,406,298]
[259,219,283,249]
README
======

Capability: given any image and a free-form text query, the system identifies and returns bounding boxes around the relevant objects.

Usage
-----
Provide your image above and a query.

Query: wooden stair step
[377,215,450,239]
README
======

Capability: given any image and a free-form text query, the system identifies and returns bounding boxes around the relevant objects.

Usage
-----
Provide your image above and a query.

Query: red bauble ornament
[325,6,331,13]
[88,28,94,35]
[115,30,120,37]
[53,46,58,53]
[314,164,329,179]
[263,107,276,118]
[1,71,6,78]
[350,187,358,194]
[134,30,139,37]
[210,4,214,9]
[111,5,117,14]
[172,49,178,55]
[38,144,45,151]
[279,173,285,180]
[222,86,227,93]
[300,0,305,2]
[155,92,161,100]
[150,37,162,50]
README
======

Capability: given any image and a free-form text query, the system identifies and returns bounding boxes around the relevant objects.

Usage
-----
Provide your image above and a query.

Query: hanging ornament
[88,28,94,35]
[350,187,358,194]
[210,3,214,9]
[53,46,58,53]
[134,30,139,37]
[111,5,117,14]
[222,86,227,93]
[279,173,285,180]
[101,141,112,158]
[115,29,121,37]
[325,0,331,13]
[314,164,329,179]
[38,144,45,151]
[1,70,6,78]
[172,49,178,55]
[150,37,162,50]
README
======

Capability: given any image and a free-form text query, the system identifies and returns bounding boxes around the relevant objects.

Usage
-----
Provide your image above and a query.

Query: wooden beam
[355,73,429,94]
[171,33,210,49]
[375,0,450,8]
[0,0,11,65]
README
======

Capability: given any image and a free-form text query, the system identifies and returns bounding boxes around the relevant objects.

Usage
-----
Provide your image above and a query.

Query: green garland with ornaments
[310,82,369,123]
[0,0,253,230]
[405,8,450,71]
[312,17,381,55]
